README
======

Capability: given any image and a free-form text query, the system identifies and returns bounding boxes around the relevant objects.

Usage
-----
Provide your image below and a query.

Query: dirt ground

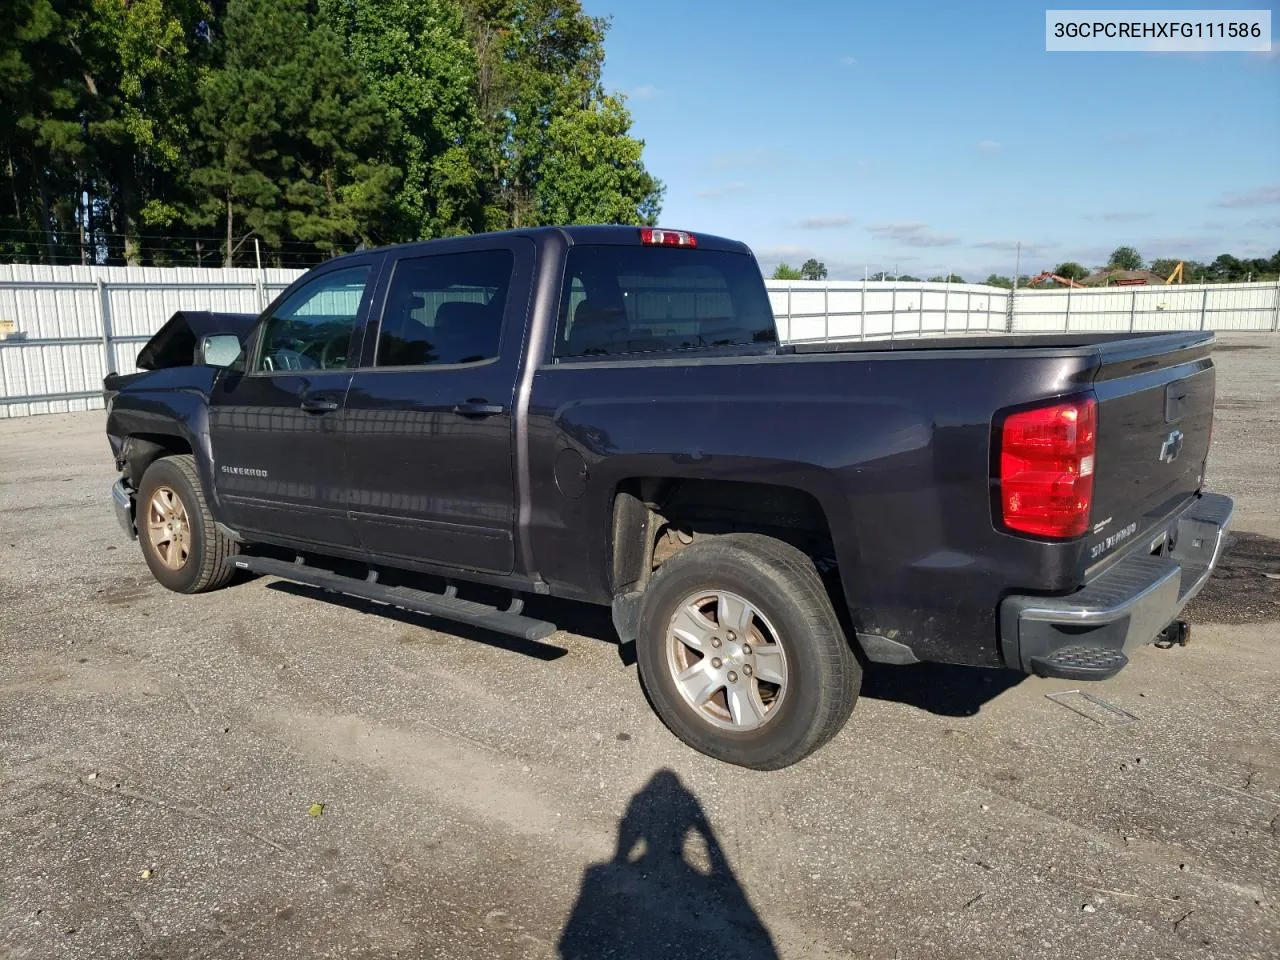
[2,333,1277,960]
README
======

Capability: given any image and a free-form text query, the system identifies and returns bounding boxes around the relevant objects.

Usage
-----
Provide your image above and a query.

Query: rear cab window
[553,245,777,359]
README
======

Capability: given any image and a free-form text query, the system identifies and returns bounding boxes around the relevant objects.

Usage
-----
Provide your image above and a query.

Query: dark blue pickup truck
[103,226,1232,768]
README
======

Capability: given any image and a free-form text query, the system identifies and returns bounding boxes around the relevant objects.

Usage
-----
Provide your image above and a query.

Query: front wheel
[635,533,860,770]
[136,454,239,593]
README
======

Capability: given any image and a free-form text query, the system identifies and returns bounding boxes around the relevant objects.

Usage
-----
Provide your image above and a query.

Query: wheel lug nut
[727,631,736,641]
[743,665,752,676]
[710,637,722,648]
[742,643,752,654]
[711,657,722,669]
[727,671,738,683]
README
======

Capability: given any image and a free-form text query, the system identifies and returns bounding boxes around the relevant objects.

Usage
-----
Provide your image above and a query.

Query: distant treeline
[1,0,663,268]
[802,246,1280,285]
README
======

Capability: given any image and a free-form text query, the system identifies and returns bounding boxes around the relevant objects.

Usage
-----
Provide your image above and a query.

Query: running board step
[229,556,557,642]
[1029,645,1129,681]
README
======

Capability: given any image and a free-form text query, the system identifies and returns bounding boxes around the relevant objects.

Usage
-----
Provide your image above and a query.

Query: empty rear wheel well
[609,478,839,598]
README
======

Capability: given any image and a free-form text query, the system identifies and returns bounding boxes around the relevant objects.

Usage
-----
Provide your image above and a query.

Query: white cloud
[1217,184,1280,208]
[755,245,812,262]
[839,56,858,66]
[629,84,659,101]
[695,181,747,200]
[1139,235,1219,254]
[799,215,854,229]
[972,240,1056,257]
[1096,211,1152,222]
[868,222,960,247]
[710,148,773,171]
[976,140,1002,153]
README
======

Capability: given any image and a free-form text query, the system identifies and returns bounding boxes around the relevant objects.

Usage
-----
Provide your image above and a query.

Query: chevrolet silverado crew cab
[104,226,1233,769]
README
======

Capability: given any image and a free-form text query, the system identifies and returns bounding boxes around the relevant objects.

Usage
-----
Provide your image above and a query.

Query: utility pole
[1009,241,1022,333]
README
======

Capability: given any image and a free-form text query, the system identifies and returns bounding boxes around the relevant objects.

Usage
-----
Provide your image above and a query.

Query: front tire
[136,454,238,593]
[635,533,860,770]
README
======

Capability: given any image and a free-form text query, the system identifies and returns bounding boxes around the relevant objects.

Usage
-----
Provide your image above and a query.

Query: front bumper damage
[112,479,137,540]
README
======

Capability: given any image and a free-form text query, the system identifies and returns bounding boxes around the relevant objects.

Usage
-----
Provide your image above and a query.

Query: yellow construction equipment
[1165,262,1185,284]
[1025,271,1085,289]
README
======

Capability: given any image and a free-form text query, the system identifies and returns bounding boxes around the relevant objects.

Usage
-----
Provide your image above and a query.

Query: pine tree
[186,0,399,264]
[320,0,482,239]
[461,0,662,229]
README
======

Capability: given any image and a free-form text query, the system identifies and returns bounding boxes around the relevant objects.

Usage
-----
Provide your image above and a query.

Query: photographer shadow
[559,769,778,960]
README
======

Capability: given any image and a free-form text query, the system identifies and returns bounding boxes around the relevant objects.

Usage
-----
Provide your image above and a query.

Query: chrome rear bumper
[1000,492,1234,678]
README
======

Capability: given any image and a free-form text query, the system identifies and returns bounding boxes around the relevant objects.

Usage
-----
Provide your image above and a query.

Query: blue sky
[587,0,1280,279]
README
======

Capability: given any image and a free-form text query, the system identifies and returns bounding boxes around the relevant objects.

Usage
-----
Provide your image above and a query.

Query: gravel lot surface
[2,333,1277,959]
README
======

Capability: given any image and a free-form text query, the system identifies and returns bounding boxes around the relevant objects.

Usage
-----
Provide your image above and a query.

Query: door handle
[452,401,505,417]
[300,397,340,413]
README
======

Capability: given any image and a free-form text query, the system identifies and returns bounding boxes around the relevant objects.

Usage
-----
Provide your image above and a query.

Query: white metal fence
[768,280,1012,341]
[770,279,1280,341]
[0,264,297,418]
[1009,281,1280,333]
[2,265,1278,418]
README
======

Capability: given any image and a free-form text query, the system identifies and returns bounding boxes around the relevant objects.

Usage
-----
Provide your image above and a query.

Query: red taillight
[640,227,697,248]
[998,396,1097,539]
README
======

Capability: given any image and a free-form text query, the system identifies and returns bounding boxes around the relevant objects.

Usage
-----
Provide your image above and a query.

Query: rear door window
[554,245,776,359]
[377,249,514,367]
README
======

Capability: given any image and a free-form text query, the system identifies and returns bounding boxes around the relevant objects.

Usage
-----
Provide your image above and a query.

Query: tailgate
[1086,334,1215,566]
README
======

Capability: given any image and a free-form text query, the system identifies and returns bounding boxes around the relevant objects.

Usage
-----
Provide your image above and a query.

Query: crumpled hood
[135,310,258,370]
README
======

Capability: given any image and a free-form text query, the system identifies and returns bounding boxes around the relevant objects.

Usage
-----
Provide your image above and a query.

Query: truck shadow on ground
[858,662,1024,716]
[264,582,1026,716]
[559,768,778,960]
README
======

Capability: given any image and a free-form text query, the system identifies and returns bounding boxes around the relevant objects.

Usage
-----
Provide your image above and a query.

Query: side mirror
[199,334,243,368]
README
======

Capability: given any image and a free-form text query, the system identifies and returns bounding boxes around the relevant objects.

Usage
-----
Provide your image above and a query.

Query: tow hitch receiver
[1154,619,1191,649]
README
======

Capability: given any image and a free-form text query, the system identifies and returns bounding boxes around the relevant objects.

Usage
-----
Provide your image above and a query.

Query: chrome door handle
[452,401,505,417]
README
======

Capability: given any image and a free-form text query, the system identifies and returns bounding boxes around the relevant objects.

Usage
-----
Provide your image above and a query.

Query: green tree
[1183,261,1209,283]
[86,0,211,262]
[1207,254,1244,282]
[1245,256,1276,281]
[928,273,965,283]
[1107,245,1143,270]
[187,0,399,264]
[320,0,482,238]
[1,0,92,262]
[771,263,803,280]
[1054,261,1089,281]
[2,0,664,266]
[799,258,827,280]
[985,274,1013,288]
[461,0,661,229]
[537,95,663,225]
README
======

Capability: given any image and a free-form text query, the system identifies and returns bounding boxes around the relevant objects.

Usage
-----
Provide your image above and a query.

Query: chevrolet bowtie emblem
[1159,429,1184,464]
